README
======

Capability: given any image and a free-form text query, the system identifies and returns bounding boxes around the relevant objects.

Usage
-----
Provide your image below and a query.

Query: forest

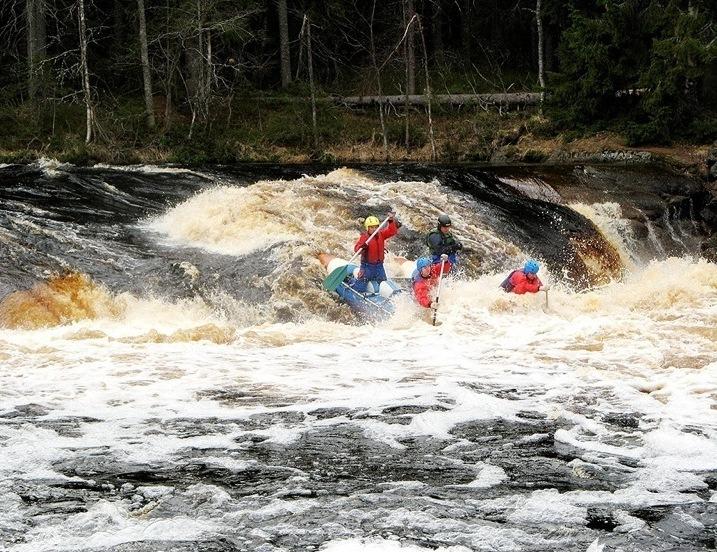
[1,0,716,163]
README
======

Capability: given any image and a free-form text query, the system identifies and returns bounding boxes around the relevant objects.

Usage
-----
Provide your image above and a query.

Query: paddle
[431,255,447,326]
[540,286,552,313]
[322,216,390,292]
[339,282,393,316]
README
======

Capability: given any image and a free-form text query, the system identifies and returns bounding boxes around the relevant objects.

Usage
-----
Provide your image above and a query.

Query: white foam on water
[499,176,563,204]
[10,500,220,552]
[32,157,74,177]
[570,202,640,267]
[463,464,508,488]
[506,489,588,526]
[143,168,522,273]
[145,184,300,256]
[92,163,211,178]
[0,486,27,535]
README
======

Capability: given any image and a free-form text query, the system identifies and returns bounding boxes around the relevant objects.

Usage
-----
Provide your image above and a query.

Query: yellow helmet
[364,215,380,229]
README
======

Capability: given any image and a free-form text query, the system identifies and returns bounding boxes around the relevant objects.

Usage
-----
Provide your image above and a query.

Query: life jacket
[411,270,434,308]
[500,270,517,292]
[426,228,457,255]
[502,270,542,294]
[355,220,398,263]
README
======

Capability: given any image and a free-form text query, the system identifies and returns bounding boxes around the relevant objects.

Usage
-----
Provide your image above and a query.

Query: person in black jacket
[426,214,463,265]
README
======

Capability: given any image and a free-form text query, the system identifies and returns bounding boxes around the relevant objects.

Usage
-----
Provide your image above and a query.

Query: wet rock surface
[2,401,716,552]
[707,143,717,183]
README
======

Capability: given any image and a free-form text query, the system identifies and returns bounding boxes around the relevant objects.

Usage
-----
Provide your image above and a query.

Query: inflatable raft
[318,253,415,318]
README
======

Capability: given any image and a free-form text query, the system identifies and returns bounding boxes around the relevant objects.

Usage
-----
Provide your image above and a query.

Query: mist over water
[1,160,716,552]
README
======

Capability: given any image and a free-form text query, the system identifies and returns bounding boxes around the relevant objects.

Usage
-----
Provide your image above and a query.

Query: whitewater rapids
[0,162,715,552]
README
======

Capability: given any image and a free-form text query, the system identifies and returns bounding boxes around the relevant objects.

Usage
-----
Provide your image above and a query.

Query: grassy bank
[0,97,712,175]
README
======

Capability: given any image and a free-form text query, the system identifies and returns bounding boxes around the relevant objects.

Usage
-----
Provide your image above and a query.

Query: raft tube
[318,253,410,318]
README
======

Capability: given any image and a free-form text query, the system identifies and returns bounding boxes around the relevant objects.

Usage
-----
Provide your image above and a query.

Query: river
[0,159,715,552]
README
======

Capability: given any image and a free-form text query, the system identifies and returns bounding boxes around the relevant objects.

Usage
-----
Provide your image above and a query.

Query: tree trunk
[404,39,410,150]
[305,16,318,150]
[186,0,208,133]
[112,0,124,54]
[277,0,291,88]
[405,0,416,95]
[536,0,545,106]
[137,0,155,128]
[78,0,94,143]
[164,56,174,130]
[162,0,177,130]
[232,93,542,107]
[461,0,471,60]
[417,17,436,161]
[186,39,202,136]
[431,1,444,65]
[26,0,46,100]
[334,93,541,107]
[205,29,212,120]
[369,0,388,160]
[403,7,413,148]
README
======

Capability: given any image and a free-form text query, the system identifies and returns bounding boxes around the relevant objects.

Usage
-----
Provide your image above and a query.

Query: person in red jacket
[353,212,400,293]
[411,256,451,308]
[500,260,549,294]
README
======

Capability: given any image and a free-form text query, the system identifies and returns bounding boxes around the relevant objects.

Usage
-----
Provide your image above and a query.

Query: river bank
[2,106,714,180]
[1,136,710,177]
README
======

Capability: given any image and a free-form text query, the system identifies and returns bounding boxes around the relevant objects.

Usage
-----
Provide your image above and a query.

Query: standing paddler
[352,211,400,293]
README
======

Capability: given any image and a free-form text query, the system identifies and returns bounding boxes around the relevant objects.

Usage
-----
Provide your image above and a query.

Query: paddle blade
[323,265,349,292]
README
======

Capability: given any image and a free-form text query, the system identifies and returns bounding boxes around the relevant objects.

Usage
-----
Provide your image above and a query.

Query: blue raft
[331,263,402,319]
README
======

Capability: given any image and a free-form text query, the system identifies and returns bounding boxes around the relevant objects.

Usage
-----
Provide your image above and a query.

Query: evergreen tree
[636,1,717,143]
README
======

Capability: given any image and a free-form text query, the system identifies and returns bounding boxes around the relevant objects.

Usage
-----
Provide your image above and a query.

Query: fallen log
[331,93,541,107]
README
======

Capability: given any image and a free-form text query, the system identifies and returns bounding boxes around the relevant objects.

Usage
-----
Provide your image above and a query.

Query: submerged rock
[701,198,717,231]
[707,143,717,182]
[700,234,717,262]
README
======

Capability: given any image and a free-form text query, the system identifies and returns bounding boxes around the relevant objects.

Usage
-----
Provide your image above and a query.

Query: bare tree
[342,0,389,158]
[26,0,47,100]
[431,0,444,66]
[299,14,317,149]
[205,28,212,109]
[277,0,291,88]
[157,0,253,137]
[460,0,471,59]
[403,8,415,148]
[371,11,419,151]
[158,0,181,130]
[77,0,95,143]
[536,0,545,107]
[416,16,436,160]
[405,0,416,95]
[368,0,388,159]
[137,0,155,128]
[185,0,210,137]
